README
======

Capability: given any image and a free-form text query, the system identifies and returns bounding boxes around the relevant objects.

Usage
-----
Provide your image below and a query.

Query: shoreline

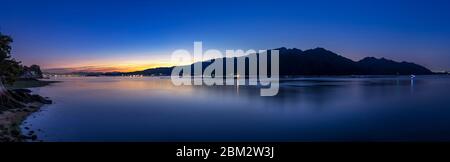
[7,78,60,89]
[0,102,44,141]
[0,79,57,142]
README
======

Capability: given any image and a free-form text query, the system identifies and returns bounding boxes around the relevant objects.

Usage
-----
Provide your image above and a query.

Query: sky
[1,0,450,72]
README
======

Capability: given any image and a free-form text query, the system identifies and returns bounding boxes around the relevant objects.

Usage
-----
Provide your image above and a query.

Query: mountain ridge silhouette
[58,47,433,76]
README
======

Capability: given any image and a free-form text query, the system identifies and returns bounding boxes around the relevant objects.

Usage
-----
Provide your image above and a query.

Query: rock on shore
[0,89,52,142]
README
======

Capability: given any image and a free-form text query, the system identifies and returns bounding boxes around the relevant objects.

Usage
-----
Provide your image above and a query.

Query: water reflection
[22,75,450,141]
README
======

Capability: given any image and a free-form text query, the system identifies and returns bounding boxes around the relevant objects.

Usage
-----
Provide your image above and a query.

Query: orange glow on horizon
[44,61,175,73]
[42,51,222,73]
[43,55,178,73]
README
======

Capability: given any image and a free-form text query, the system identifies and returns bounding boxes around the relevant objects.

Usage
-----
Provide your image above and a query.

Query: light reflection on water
[22,75,450,141]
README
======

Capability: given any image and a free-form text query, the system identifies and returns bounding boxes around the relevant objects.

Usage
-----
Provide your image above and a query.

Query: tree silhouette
[0,32,25,110]
[0,31,13,59]
[0,32,22,85]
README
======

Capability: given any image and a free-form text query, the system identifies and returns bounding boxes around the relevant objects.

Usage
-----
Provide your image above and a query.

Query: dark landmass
[119,67,173,76]
[0,79,55,142]
[281,47,432,75]
[1,32,55,142]
[7,78,59,89]
[21,65,44,79]
[81,47,432,76]
[43,47,433,76]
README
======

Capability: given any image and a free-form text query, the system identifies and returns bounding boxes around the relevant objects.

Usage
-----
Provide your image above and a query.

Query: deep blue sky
[1,0,450,71]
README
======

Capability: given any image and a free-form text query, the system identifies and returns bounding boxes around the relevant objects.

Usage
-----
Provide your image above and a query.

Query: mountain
[278,47,361,75]
[356,57,432,75]
[96,47,434,76]
[116,67,173,76]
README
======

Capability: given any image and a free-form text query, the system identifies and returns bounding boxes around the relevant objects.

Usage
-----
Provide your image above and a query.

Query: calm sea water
[21,75,450,141]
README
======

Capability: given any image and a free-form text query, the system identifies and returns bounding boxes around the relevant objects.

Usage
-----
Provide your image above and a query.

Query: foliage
[0,32,23,85]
